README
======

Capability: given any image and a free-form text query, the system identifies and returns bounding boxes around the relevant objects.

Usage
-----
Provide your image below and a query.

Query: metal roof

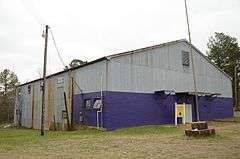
[18,57,107,87]
[107,39,231,80]
[18,39,231,87]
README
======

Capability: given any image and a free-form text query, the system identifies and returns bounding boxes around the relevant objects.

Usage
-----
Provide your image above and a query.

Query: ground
[0,112,240,159]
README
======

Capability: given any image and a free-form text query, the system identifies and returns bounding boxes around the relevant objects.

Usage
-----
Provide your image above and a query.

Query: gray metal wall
[107,41,232,98]
[74,60,107,94]
[14,61,107,129]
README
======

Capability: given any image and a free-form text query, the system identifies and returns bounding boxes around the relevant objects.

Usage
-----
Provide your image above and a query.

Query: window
[182,51,190,66]
[56,77,64,87]
[84,99,91,109]
[27,85,31,94]
[93,99,102,109]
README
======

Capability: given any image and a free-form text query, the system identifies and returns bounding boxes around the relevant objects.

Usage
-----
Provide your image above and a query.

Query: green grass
[233,111,240,122]
[0,124,185,156]
[0,112,240,158]
[0,124,182,150]
[111,125,182,135]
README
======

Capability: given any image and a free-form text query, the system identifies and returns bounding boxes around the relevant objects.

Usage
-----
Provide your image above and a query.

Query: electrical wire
[49,29,67,68]
[48,28,83,93]
[20,0,46,26]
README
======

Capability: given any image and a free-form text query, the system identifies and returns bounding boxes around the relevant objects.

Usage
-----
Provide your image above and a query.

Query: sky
[0,0,240,83]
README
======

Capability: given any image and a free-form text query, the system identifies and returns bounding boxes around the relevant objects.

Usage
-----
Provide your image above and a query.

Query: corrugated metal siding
[47,78,54,129]
[14,40,232,129]
[19,84,32,128]
[74,61,107,93]
[15,72,70,129]
[33,81,41,129]
[108,41,232,98]
[15,61,107,129]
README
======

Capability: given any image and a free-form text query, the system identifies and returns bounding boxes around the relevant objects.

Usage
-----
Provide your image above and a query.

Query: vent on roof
[182,51,190,66]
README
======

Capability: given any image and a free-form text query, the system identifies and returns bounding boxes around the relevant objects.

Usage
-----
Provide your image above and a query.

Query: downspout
[102,59,109,128]
[97,73,103,129]
[100,73,103,128]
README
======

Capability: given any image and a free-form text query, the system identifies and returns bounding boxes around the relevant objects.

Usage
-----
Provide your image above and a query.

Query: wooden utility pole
[41,25,49,136]
[184,0,200,121]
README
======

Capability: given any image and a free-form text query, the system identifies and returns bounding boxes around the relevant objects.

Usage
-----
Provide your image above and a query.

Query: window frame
[27,85,31,94]
[181,51,190,67]
[93,98,102,109]
[84,99,92,110]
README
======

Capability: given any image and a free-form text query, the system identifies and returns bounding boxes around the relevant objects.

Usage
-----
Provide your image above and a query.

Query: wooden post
[64,92,70,130]
[53,115,56,131]
[175,102,177,126]
[71,77,74,129]
[183,103,186,124]
[41,25,49,136]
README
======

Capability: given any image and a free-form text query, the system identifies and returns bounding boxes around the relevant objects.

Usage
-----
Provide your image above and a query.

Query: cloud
[0,0,239,83]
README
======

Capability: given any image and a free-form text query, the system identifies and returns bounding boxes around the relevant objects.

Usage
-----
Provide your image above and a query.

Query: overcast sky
[0,0,239,83]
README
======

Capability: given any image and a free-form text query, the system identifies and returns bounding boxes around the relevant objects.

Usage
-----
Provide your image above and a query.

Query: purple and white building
[15,39,233,130]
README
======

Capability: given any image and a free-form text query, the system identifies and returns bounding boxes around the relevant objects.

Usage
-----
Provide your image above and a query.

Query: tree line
[0,69,19,123]
[207,32,240,110]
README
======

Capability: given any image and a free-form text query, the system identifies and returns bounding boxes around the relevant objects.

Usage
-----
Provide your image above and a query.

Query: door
[185,104,192,123]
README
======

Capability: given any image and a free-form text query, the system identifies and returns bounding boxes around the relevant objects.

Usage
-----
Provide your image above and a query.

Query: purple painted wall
[73,91,233,130]
[199,97,233,121]
[103,92,177,130]
[73,92,104,127]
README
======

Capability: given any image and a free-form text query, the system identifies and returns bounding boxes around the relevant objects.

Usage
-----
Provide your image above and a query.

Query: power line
[49,29,67,68]
[48,29,83,93]
[20,0,46,26]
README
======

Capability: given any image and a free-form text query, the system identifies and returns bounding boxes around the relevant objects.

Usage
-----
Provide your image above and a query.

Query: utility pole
[41,25,49,136]
[184,0,200,121]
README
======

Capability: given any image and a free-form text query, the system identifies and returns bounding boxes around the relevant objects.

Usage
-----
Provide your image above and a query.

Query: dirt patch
[1,122,240,159]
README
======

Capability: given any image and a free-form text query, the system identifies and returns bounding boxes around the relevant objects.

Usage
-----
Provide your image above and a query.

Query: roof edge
[181,40,232,80]
[18,39,232,88]
[107,39,187,59]
[18,57,107,87]
[106,39,231,80]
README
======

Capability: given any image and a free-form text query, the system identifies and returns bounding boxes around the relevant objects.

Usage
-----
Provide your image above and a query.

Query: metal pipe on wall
[97,72,103,129]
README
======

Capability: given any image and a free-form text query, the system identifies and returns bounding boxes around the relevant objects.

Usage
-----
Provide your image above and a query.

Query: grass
[0,113,240,159]
[0,125,181,150]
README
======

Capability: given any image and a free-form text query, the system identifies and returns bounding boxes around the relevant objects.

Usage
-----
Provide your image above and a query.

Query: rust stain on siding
[33,83,42,129]
[31,85,35,128]
[47,79,54,129]
[68,71,75,125]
